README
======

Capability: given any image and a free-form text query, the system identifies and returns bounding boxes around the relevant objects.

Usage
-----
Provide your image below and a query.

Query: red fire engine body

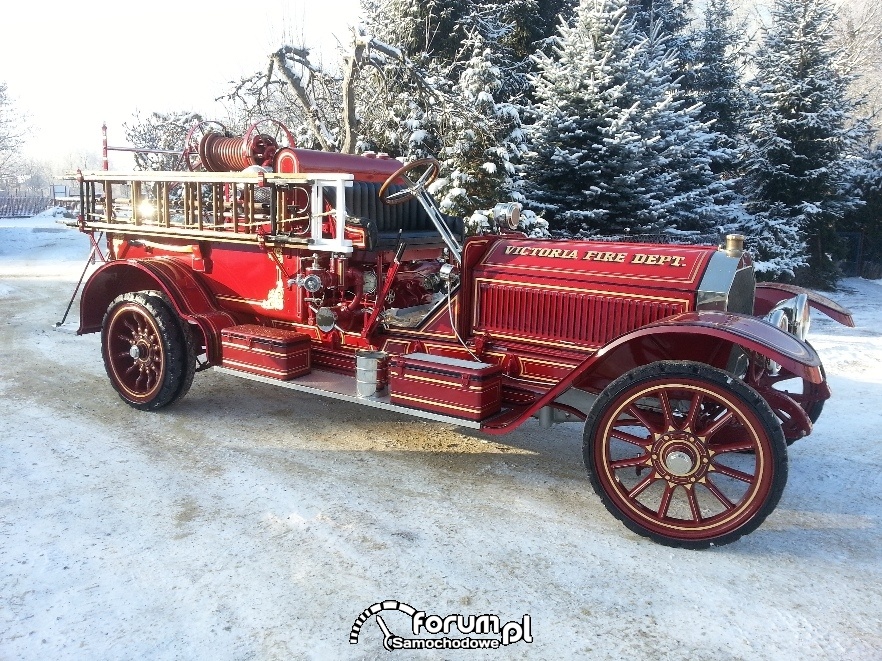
[69,125,854,548]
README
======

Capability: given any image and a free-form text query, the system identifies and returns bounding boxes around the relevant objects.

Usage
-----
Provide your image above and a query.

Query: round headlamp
[491,202,521,231]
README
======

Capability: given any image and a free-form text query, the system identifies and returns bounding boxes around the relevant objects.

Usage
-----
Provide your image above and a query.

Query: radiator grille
[475,283,686,347]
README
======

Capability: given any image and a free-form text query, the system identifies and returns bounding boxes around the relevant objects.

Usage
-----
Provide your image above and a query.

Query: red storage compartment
[221,324,311,380]
[389,353,503,421]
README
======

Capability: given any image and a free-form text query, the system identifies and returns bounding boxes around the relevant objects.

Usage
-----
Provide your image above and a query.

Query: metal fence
[0,195,50,218]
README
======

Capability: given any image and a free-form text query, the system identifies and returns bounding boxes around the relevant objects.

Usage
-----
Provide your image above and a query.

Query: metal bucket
[355,350,388,398]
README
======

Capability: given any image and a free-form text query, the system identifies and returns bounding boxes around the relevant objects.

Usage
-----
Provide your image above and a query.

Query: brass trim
[391,392,492,415]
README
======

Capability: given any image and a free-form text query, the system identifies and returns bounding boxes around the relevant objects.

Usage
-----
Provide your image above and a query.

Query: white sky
[1,0,361,169]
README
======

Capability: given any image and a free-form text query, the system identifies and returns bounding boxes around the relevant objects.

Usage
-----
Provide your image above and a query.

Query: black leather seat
[333,181,463,251]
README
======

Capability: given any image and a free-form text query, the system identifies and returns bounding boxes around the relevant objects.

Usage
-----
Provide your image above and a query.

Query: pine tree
[435,35,526,215]
[743,0,865,285]
[522,0,726,236]
[690,0,745,162]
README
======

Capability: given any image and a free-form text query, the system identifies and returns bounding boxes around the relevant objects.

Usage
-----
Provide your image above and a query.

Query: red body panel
[389,353,503,421]
[469,238,712,351]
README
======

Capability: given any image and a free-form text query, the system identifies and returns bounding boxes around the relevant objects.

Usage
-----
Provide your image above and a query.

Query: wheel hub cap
[129,345,143,359]
[664,450,694,476]
[652,432,710,482]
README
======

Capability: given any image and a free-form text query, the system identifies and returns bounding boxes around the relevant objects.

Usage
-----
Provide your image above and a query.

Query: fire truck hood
[475,237,721,295]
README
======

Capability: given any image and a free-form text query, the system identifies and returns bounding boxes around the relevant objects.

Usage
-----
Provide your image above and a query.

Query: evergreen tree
[522,0,641,233]
[690,0,745,158]
[522,0,726,236]
[840,145,882,274]
[435,35,526,215]
[630,0,693,77]
[636,23,736,232]
[358,0,532,213]
[743,0,865,285]
[362,0,472,62]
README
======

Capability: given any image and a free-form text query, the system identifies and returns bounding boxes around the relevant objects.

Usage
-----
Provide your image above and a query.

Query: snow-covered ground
[1,212,880,660]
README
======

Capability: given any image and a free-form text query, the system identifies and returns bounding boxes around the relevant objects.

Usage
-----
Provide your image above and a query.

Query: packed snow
[1,212,880,659]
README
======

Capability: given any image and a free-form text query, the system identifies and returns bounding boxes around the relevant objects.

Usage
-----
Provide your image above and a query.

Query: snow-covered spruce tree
[433,34,527,216]
[839,144,882,275]
[635,24,737,233]
[362,0,577,105]
[522,0,646,235]
[123,111,203,171]
[675,0,747,229]
[522,0,727,236]
[689,0,746,165]
[629,0,693,77]
[358,1,529,213]
[361,0,471,64]
[469,0,578,103]
[743,0,866,286]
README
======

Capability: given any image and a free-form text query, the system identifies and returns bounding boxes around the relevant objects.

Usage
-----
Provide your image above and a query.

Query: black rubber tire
[140,293,198,405]
[805,342,825,424]
[583,361,788,549]
[101,292,189,411]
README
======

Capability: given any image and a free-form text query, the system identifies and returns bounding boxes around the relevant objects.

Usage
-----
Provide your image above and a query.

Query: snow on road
[1,213,881,660]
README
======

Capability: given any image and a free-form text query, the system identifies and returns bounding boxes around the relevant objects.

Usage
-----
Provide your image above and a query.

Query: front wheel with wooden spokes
[584,361,787,548]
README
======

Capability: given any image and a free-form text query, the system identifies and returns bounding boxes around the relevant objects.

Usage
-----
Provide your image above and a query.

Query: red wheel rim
[593,377,776,541]
[105,303,166,404]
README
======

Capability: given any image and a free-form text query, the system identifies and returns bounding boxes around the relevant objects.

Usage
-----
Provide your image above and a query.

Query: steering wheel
[378,158,440,206]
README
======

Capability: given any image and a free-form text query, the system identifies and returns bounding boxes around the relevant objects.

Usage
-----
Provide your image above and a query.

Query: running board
[214,366,483,429]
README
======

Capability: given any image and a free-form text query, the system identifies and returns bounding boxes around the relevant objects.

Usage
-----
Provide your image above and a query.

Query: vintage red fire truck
[67,122,854,548]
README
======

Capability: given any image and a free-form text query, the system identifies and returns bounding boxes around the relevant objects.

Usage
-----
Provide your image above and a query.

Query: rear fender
[754,282,854,327]
[79,258,236,363]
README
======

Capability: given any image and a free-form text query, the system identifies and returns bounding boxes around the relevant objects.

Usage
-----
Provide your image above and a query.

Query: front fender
[481,311,823,434]
[604,311,823,382]
[79,258,236,363]
[754,282,854,327]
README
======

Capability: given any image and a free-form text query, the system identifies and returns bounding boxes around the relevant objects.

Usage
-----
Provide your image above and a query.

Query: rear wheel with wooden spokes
[101,292,194,410]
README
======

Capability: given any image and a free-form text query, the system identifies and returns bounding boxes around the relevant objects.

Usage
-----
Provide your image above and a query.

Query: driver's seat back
[337,182,463,251]
[346,181,432,233]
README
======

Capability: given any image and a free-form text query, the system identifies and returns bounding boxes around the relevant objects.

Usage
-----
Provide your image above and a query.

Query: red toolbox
[221,324,311,380]
[388,353,503,421]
